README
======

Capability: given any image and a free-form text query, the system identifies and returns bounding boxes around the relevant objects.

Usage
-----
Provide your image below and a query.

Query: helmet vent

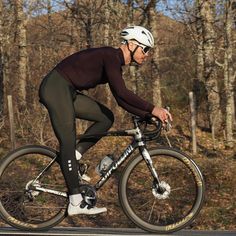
[121,31,129,36]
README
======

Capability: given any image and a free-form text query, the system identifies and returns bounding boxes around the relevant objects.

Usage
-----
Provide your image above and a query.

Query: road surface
[0,227,235,236]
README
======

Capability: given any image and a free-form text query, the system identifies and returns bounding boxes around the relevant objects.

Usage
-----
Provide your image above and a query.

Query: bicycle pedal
[81,174,91,182]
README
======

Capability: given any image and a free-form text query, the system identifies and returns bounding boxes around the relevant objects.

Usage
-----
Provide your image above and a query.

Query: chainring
[78,184,97,207]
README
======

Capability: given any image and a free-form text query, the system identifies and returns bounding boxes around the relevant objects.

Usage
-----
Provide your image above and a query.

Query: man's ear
[127,41,134,50]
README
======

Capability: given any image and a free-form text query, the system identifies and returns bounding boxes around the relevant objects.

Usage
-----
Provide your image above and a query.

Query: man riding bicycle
[39,26,172,216]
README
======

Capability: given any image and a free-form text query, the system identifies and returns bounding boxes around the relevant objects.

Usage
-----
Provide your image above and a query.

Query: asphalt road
[0,227,235,236]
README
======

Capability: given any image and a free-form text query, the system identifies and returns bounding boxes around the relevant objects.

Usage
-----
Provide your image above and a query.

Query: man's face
[133,46,150,65]
[129,41,151,65]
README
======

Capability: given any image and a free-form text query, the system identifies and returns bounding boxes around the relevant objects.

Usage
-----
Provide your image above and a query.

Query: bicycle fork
[139,145,165,194]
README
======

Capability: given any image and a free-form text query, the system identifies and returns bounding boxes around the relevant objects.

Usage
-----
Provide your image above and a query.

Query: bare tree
[14,0,28,105]
[195,0,204,83]
[0,1,12,114]
[160,0,208,125]
[223,0,236,148]
[0,1,4,115]
[127,0,138,95]
[74,0,105,48]
[148,0,162,107]
[103,0,112,108]
[104,0,110,46]
[198,0,222,133]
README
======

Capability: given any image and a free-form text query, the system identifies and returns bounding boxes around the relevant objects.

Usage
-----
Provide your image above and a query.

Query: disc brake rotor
[152,181,171,199]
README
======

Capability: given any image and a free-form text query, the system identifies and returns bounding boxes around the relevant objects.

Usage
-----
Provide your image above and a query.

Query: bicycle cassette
[152,181,171,200]
[25,180,41,198]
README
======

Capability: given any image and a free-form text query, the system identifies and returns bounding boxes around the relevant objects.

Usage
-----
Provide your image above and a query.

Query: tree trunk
[85,16,93,48]
[2,35,10,113]
[47,0,58,62]
[149,0,162,107]
[0,1,4,116]
[103,0,112,108]
[199,0,222,133]
[224,0,235,148]
[70,0,80,52]
[196,2,204,83]
[128,1,138,95]
[104,0,110,46]
[15,0,28,106]
[189,92,197,154]
[195,3,206,126]
[0,1,10,114]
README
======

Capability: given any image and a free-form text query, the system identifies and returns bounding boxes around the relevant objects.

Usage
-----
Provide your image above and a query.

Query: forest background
[0,0,235,230]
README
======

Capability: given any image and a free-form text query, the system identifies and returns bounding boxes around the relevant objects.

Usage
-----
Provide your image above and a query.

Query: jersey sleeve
[110,87,150,118]
[104,53,155,117]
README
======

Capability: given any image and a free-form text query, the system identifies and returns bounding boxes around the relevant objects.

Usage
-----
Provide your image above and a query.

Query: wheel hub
[25,180,41,198]
[152,181,171,199]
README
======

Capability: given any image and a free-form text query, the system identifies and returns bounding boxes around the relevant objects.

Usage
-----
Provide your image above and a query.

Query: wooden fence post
[7,95,15,149]
[189,91,197,154]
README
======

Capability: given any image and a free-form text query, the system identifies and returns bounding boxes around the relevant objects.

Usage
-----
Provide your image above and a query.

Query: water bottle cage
[96,155,114,176]
[99,163,108,176]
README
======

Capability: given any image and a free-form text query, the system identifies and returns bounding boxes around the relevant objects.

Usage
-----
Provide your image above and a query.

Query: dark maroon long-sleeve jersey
[55,47,155,118]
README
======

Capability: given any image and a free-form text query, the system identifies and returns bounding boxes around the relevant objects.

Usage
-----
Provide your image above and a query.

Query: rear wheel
[119,148,205,234]
[0,145,68,231]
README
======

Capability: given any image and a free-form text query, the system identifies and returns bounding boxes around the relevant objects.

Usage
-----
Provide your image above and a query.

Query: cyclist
[39,26,172,216]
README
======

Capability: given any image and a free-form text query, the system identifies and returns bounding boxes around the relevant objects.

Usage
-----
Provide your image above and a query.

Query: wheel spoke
[0,147,68,230]
[148,199,157,222]
[137,198,154,210]
[121,149,204,233]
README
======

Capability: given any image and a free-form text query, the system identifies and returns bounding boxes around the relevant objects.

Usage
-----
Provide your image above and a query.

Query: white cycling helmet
[120,26,154,48]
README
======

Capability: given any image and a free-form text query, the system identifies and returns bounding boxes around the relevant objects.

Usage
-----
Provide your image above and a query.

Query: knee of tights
[104,111,114,128]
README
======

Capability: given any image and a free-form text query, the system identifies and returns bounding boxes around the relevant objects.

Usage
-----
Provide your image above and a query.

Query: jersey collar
[117,48,125,66]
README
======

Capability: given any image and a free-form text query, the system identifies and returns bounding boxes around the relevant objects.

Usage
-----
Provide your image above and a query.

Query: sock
[69,193,83,206]
[75,150,82,161]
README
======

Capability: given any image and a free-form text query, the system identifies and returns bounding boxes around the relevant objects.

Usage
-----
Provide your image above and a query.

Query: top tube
[77,129,134,140]
[77,115,162,141]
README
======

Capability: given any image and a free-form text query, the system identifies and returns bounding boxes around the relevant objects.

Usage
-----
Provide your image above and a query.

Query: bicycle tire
[0,145,67,231]
[119,147,205,234]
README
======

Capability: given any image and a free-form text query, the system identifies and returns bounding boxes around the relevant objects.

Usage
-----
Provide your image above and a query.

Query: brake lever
[164,119,172,132]
[162,107,172,146]
[163,106,172,132]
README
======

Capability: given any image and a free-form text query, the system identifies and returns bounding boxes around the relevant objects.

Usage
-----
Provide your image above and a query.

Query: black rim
[121,149,204,233]
[0,146,67,230]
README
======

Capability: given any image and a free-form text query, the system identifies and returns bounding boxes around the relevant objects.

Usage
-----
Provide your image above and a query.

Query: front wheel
[119,147,205,234]
[0,145,68,231]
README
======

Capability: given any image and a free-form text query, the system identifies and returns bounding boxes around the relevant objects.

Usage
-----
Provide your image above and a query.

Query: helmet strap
[126,41,139,64]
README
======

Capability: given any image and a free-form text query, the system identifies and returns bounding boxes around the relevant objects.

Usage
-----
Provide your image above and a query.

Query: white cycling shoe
[68,203,107,216]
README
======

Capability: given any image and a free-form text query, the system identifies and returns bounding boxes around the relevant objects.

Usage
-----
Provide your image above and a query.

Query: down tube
[95,141,138,191]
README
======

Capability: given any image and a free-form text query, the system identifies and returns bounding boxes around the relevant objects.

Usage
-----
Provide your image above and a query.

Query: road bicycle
[0,115,205,234]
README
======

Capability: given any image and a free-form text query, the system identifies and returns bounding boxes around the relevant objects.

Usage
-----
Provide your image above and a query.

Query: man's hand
[151,106,173,123]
